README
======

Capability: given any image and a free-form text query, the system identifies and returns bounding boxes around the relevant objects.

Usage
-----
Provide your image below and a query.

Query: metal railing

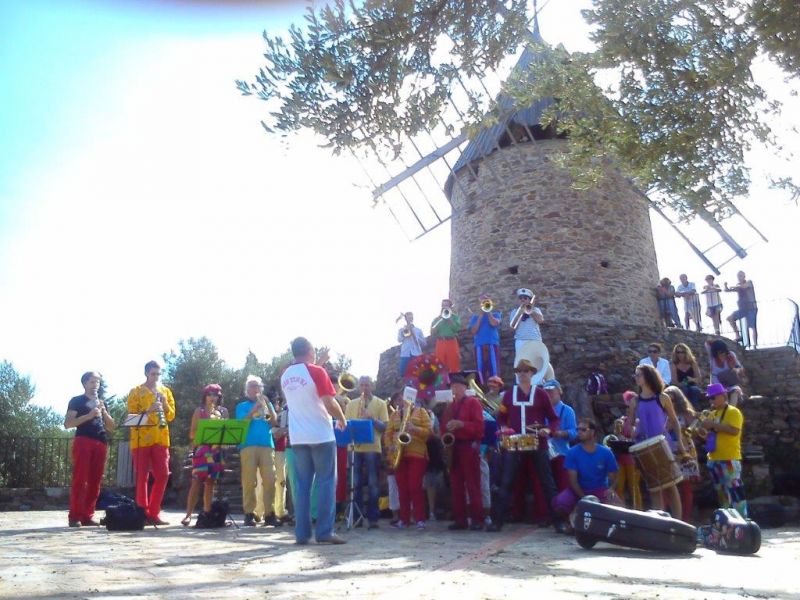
[0,434,133,489]
[659,295,800,352]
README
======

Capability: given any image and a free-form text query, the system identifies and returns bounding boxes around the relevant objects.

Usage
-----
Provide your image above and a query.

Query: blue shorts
[730,308,757,328]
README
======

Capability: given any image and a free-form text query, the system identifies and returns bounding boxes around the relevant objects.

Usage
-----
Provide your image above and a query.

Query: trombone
[510,295,536,330]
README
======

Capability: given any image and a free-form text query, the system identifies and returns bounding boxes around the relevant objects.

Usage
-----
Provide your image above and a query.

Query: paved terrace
[0,510,798,600]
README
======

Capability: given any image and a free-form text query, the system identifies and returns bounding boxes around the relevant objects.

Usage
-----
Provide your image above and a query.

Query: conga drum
[629,435,683,492]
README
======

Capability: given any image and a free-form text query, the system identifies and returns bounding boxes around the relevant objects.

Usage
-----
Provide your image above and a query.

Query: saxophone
[391,401,414,470]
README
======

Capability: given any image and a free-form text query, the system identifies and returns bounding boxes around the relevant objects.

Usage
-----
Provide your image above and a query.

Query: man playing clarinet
[127,360,176,526]
[489,358,566,533]
[65,371,115,527]
[440,373,485,531]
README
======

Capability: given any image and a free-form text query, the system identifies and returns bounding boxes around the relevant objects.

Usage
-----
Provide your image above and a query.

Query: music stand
[336,419,374,530]
[194,419,250,528]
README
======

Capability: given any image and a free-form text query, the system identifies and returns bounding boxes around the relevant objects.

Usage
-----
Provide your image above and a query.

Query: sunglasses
[676,350,686,354]
[515,368,534,374]
[648,350,660,354]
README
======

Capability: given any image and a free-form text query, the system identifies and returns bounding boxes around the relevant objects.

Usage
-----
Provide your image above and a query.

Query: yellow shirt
[708,404,743,461]
[344,395,389,453]
[385,406,431,460]
[127,384,176,449]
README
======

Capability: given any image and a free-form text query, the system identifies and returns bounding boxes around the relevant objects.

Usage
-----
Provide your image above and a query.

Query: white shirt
[509,306,543,341]
[280,363,335,445]
[638,356,672,385]
[676,282,699,312]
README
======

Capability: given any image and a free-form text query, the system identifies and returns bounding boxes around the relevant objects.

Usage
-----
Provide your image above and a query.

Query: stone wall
[377,323,760,397]
[448,140,661,328]
[743,347,800,398]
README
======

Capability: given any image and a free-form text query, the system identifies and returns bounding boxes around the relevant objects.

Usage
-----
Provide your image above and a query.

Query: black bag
[195,499,229,529]
[574,497,696,553]
[698,508,761,554]
[95,491,136,510]
[102,503,147,531]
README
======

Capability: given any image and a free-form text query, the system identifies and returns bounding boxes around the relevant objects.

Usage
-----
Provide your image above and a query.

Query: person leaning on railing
[64,371,115,528]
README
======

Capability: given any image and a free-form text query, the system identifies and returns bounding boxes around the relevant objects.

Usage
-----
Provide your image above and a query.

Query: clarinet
[156,391,167,429]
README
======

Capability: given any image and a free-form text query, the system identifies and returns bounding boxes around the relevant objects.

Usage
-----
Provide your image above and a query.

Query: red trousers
[434,338,461,374]
[133,444,170,519]
[69,436,108,523]
[396,455,428,524]
[551,455,570,491]
[450,443,483,526]
[336,446,348,504]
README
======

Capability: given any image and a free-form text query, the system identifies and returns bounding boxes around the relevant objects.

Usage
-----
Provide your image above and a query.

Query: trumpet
[402,326,412,338]
[686,410,715,440]
[441,307,452,319]
[480,299,494,313]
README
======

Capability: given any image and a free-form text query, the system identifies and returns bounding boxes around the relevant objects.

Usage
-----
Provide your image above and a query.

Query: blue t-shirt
[565,443,618,491]
[235,399,275,448]
[468,311,502,345]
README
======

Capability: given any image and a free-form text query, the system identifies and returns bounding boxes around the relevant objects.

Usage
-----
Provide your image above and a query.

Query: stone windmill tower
[444,32,661,328]
[372,20,759,392]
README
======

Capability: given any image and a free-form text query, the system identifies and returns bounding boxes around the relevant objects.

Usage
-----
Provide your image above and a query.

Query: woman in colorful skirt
[182,384,228,526]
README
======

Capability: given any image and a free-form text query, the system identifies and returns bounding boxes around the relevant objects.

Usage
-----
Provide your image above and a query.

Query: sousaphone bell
[514,340,554,387]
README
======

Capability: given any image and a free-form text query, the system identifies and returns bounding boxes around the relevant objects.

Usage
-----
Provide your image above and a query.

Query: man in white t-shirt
[280,337,348,545]
[637,343,672,384]
[675,274,702,332]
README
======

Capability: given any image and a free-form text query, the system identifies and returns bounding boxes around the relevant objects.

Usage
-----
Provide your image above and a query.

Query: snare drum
[629,434,683,492]
[499,433,539,452]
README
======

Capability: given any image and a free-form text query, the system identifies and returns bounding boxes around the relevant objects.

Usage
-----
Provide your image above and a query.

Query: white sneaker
[416,521,426,530]
[484,516,493,526]
[392,521,406,529]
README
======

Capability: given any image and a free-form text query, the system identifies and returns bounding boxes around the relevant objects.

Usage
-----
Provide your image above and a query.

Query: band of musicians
[64,287,748,546]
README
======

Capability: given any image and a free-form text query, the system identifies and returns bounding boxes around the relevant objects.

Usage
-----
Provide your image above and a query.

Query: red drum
[630,435,683,492]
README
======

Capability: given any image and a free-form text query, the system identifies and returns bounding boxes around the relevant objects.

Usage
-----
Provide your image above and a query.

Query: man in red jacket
[441,373,485,531]
[488,359,567,533]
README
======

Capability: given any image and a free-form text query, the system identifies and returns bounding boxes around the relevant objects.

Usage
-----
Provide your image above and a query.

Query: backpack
[195,499,229,529]
[585,372,608,395]
[102,503,147,531]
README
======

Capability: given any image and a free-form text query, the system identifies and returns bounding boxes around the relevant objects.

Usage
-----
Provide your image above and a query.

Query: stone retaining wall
[377,322,766,397]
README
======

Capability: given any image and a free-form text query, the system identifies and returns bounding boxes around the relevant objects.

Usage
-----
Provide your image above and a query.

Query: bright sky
[1,0,798,412]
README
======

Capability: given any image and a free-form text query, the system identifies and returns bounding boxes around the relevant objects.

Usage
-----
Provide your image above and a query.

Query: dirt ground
[0,510,798,600]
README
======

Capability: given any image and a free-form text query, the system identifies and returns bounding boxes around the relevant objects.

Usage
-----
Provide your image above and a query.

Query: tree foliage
[237,0,799,220]
[0,360,63,437]
[161,338,352,445]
